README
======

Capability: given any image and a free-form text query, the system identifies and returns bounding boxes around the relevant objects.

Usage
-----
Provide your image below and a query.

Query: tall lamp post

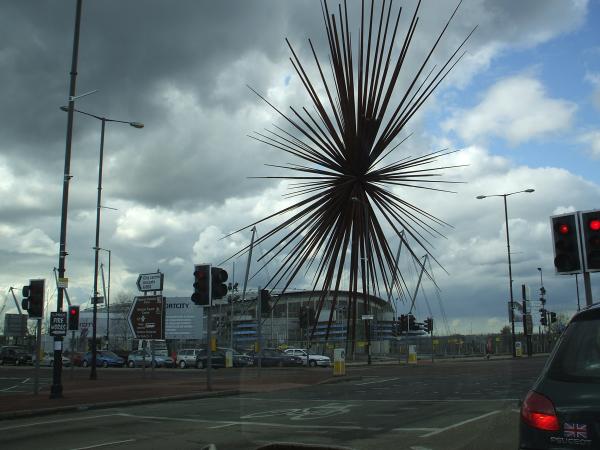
[97,247,111,349]
[476,189,535,358]
[351,196,372,365]
[61,106,143,379]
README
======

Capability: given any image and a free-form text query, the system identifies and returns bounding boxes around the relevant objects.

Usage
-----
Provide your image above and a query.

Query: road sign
[4,314,28,337]
[136,272,164,292]
[57,277,69,289]
[49,312,68,336]
[91,295,104,304]
[128,295,165,339]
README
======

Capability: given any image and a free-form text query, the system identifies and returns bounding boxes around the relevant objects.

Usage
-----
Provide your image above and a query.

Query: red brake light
[521,391,560,431]
[590,219,600,232]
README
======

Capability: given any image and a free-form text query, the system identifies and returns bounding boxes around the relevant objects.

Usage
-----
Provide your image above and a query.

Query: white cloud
[578,130,600,159]
[0,225,56,256]
[442,76,577,145]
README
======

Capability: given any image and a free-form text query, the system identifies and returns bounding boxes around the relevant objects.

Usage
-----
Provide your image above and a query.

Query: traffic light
[580,209,600,272]
[408,314,417,330]
[308,307,316,326]
[260,289,271,315]
[299,306,308,328]
[22,279,44,319]
[211,267,228,299]
[550,311,557,323]
[424,317,433,333]
[399,314,407,333]
[192,264,211,305]
[550,213,582,274]
[540,309,547,326]
[68,305,80,330]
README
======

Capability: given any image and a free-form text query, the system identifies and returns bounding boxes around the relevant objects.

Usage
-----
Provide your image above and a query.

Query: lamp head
[476,195,486,200]
[524,189,535,193]
[129,122,144,129]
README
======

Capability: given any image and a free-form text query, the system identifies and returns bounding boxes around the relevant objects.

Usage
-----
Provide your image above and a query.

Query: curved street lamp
[60,106,143,380]
[476,188,535,358]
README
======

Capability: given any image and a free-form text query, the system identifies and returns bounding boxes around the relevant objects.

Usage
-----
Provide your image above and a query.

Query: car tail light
[521,391,560,431]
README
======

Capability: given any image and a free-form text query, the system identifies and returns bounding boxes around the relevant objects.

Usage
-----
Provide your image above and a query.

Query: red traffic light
[556,223,569,235]
[589,219,600,232]
[69,307,77,315]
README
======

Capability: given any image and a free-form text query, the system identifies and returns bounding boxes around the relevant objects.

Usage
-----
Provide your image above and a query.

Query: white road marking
[420,410,502,437]
[68,439,136,450]
[118,413,383,431]
[208,422,237,429]
[354,377,400,386]
[393,427,439,432]
[0,414,122,431]
[239,397,519,403]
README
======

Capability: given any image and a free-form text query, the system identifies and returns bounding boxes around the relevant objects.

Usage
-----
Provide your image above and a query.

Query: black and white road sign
[49,312,68,336]
[136,272,164,292]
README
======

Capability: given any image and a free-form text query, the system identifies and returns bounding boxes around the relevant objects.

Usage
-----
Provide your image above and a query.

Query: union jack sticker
[564,422,588,439]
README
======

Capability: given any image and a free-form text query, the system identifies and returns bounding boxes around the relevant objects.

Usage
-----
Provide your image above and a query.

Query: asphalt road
[0,357,546,450]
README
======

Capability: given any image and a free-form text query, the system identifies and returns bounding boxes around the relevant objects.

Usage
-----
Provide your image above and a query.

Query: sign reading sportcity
[136,272,164,292]
[128,295,166,339]
[164,297,203,340]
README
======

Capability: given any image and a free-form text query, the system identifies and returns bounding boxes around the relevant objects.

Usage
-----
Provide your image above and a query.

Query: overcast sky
[0,0,599,335]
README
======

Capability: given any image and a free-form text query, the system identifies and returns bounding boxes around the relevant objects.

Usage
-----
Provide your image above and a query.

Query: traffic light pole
[522,285,532,358]
[34,319,41,395]
[583,272,593,307]
[52,0,83,400]
[207,304,212,391]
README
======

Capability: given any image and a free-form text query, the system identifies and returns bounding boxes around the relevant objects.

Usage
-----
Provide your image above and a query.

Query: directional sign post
[128,295,165,339]
[136,273,164,292]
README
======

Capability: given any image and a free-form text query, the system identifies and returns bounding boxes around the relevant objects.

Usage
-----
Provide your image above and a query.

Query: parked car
[284,348,331,367]
[80,350,125,368]
[33,351,71,367]
[217,347,253,367]
[176,348,205,369]
[195,349,226,369]
[0,346,32,365]
[127,350,173,368]
[249,348,304,367]
[70,352,85,367]
[519,303,600,449]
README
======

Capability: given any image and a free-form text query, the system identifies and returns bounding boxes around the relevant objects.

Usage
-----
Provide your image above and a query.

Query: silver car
[176,348,204,369]
[284,348,331,367]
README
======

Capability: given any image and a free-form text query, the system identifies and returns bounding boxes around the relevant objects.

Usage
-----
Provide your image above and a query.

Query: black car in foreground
[519,303,600,449]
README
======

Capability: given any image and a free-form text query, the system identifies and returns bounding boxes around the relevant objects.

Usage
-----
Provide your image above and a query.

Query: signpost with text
[136,273,164,292]
[128,295,166,340]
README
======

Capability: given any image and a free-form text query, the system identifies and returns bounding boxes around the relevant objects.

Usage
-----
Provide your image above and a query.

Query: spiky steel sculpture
[229,0,474,346]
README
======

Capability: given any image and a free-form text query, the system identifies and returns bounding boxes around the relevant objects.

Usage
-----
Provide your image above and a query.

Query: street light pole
[351,196,372,365]
[97,247,111,349]
[476,189,535,358]
[60,107,143,380]
[90,118,106,380]
[51,0,83,400]
[502,194,517,358]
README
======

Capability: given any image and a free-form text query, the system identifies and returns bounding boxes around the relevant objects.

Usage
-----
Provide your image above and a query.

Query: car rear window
[548,316,600,383]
